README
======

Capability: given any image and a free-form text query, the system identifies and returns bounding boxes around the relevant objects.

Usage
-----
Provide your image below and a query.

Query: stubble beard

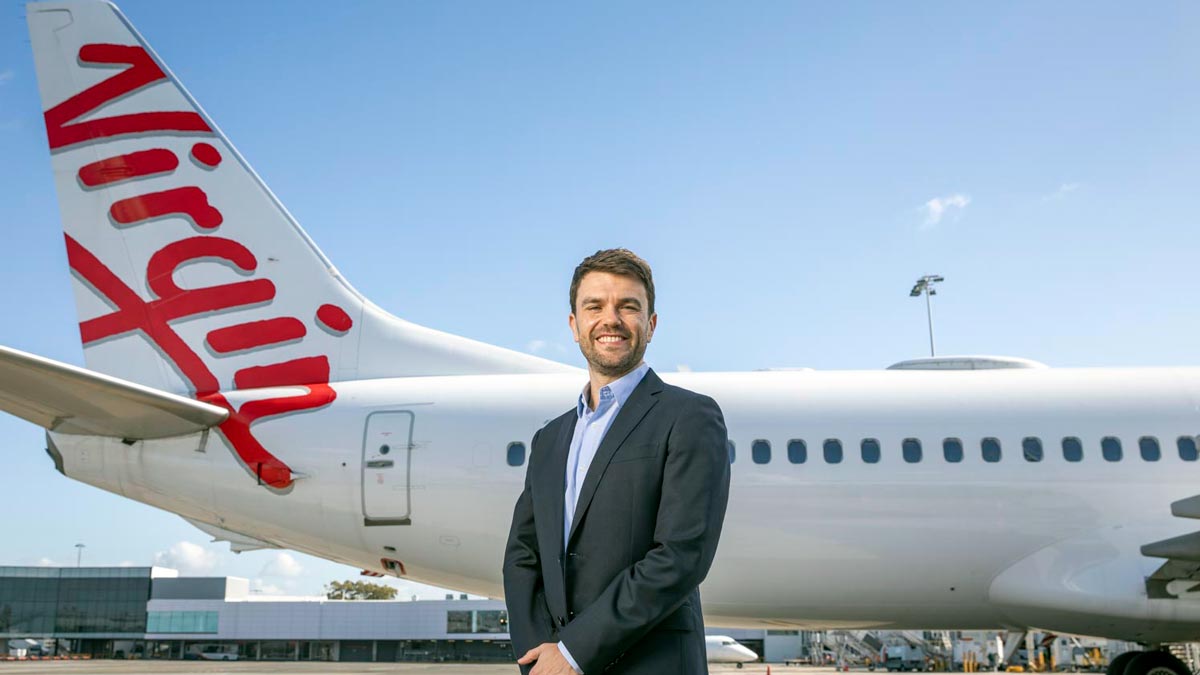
[580,332,647,379]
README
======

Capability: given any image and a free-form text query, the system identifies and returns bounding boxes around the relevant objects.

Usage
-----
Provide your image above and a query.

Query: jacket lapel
[548,414,576,559]
[566,369,664,548]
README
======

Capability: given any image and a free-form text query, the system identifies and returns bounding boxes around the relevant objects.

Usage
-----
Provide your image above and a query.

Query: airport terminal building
[0,566,790,662]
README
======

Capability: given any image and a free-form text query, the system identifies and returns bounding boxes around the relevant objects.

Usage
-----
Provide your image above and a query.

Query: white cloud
[37,557,61,567]
[919,193,971,230]
[1043,182,1082,201]
[260,552,304,578]
[117,560,136,567]
[250,578,285,595]
[0,70,13,86]
[525,339,547,353]
[153,541,219,575]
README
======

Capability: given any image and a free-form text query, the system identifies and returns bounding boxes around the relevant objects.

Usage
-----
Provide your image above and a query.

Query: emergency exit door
[362,411,413,526]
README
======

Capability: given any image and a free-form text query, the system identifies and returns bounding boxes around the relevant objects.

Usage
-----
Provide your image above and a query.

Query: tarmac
[0,662,889,674]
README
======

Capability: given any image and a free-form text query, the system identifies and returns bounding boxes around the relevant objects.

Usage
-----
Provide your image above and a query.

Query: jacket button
[568,611,575,619]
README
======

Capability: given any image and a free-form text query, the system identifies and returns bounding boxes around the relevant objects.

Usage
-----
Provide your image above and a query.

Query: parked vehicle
[885,644,928,672]
[185,644,238,661]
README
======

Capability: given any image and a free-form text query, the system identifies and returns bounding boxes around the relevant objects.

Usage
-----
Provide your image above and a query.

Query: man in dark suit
[503,248,731,674]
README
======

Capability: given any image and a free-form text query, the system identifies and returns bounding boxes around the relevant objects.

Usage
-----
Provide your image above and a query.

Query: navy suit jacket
[503,368,731,674]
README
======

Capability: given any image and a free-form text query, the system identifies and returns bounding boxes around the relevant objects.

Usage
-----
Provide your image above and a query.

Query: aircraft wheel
[1123,651,1190,675]
[736,664,743,669]
[1107,651,1143,675]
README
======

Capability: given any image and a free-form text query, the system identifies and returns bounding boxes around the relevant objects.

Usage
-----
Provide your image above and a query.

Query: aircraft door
[362,411,413,526]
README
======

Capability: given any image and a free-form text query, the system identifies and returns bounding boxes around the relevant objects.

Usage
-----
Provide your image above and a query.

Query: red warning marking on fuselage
[316,304,353,333]
[110,186,224,230]
[191,142,222,168]
[45,44,211,151]
[207,318,307,355]
[78,149,178,187]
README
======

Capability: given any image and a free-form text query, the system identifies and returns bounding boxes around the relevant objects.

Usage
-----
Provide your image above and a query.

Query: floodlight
[909,275,944,356]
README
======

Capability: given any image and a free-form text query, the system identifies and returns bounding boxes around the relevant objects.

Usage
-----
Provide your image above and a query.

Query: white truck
[884,644,928,672]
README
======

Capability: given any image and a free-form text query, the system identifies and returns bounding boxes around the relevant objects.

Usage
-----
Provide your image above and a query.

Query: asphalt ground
[0,662,901,674]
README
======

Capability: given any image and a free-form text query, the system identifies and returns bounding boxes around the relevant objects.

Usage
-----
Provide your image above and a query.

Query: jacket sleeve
[558,394,731,674]
[502,427,556,673]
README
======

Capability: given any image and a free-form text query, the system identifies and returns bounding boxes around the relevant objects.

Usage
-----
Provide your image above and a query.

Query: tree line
[324,579,398,600]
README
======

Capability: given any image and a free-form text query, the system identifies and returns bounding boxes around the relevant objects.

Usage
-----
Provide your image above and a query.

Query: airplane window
[752,439,771,464]
[727,440,736,464]
[902,438,921,463]
[1062,437,1083,462]
[861,438,880,464]
[943,438,963,463]
[1139,436,1161,462]
[787,439,807,464]
[1179,436,1199,462]
[1022,437,1043,462]
[824,439,843,464]
[981,437,1002,463]
[1101,436,1122,462]
[506,442,525,467]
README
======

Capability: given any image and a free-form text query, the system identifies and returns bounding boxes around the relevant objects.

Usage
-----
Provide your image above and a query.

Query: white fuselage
[47,366,1200,643]
[21,0,1200,654]
[706,635,758,663]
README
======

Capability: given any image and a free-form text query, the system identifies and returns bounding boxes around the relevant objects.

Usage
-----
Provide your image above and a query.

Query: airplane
[6,3,1200,675]
[705,635,758,667]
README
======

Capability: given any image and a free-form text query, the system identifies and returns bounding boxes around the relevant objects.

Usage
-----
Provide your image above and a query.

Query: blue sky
[0,0,1197,597]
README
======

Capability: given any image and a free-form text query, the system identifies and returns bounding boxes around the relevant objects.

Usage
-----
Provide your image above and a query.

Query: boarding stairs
[835,631,882,665]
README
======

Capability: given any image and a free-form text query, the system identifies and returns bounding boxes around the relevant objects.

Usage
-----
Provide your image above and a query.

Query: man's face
[569,271,657,378]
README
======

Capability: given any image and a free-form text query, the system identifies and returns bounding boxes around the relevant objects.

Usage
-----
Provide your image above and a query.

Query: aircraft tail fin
[26,1,573,398]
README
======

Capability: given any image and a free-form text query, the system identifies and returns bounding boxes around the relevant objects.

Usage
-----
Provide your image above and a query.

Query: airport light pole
[75,543,85,568]
[909,275,944,357]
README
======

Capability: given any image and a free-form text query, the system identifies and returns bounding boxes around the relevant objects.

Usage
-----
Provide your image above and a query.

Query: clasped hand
[518,642,577,674]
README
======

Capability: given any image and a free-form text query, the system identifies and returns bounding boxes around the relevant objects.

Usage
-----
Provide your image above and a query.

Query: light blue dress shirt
[557,362,650,674]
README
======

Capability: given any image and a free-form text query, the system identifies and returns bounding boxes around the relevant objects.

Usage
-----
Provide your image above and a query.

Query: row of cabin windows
[506,435,1200,468]
[730,435,1200,465]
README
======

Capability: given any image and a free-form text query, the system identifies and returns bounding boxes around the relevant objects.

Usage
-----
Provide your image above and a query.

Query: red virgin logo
[47,44,349,491]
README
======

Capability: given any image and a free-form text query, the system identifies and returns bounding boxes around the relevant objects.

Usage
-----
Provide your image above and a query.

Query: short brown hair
[569,248,655,315]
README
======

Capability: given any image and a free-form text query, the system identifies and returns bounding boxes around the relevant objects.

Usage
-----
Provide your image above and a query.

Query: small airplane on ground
[705,635,759,667]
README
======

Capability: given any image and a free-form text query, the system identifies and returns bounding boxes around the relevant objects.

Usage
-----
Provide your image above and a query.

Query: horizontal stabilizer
[1172,495,1200,520]
[0,344,227,439]
[184,517,278,553]
[1141,531,1200,562]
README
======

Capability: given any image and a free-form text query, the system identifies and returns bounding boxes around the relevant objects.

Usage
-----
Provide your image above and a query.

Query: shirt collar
[577,362,651,417]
